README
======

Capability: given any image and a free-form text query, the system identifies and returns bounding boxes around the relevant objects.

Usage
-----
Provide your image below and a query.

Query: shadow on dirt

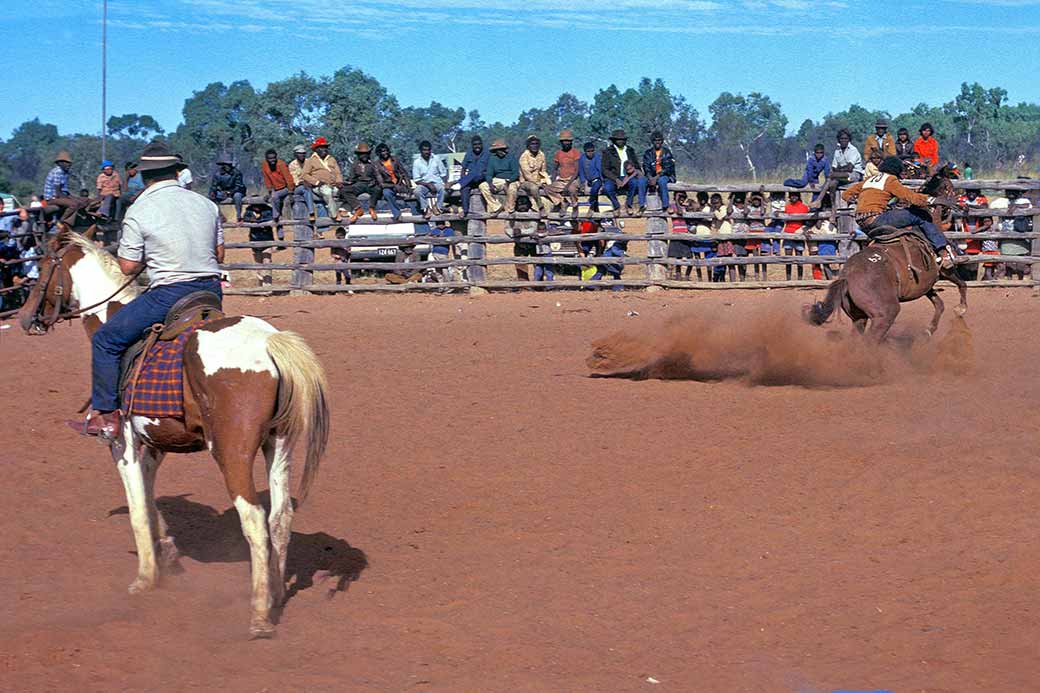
[110,493,368,601]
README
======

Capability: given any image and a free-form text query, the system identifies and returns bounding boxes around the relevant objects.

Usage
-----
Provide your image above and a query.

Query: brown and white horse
[18,228,330,639]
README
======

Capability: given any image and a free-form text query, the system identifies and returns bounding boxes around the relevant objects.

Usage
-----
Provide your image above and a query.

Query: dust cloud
[587,307,974,388]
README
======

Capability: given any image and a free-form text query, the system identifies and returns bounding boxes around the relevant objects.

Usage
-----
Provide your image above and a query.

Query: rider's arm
[841,181,864,201]
[884,177,930,207]
[118,258,143,275]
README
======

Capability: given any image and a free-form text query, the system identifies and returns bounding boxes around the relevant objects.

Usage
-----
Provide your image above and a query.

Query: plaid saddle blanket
[122,321,205,419]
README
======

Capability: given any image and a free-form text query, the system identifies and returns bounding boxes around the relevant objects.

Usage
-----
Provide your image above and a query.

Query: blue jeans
[603,178,648,210]
[294,186,315,216]
[870,207,948,251]
[586,179,603,211]
[415,181,445,210]
[269,187,292,220]
[91,277,223,412]
[212,191,244,220]
[653,175,673,208]
[383,188,407,218]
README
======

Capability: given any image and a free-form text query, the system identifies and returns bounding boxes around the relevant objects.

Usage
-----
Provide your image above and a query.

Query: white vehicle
[342,211,431,263]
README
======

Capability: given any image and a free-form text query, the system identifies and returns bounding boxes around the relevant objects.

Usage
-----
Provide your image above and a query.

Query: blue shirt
[459,148,489,187]
[126,172,144,194]
[43,165,69,199]
[802,155,830,185]
[430,225,454,255]
[412,154,447,185]
[579,153,603,183]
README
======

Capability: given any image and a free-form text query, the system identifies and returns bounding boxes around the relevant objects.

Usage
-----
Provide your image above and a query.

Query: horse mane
[61,231,142,297]
[920,165,954,196]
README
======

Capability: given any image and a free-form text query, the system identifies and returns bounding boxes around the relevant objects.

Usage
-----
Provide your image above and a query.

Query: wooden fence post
[644,188,668,286]
[1031,209,1040,294]
[466,191,488,286]
[291,194,314,290]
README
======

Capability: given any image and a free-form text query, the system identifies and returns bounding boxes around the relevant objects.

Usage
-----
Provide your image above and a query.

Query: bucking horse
[18,226,330,638]
[805,164,968,341]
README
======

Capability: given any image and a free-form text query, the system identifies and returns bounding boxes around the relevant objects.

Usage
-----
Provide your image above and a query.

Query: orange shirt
[554,148,581,180]
[913,137,939,167]
[381,159,397,184]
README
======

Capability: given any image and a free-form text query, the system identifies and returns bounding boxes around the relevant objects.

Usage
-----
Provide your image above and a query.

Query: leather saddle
[869,226,929,245]
[868,228,937,300]
[118,291,225,395]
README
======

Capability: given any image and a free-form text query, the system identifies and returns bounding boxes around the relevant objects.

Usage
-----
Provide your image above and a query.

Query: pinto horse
[17,228,330,639]
[805,165,968,341]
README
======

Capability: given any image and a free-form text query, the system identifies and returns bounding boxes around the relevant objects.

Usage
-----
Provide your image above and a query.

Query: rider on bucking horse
[842,156,958,270]
[83,141,225,438]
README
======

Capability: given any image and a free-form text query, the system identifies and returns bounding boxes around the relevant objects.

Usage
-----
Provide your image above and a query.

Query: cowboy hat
[355,142,371,154]
[136,142,181,172]
[490,138,508,150]
[54,150,72,163]
[312,136,330,149]
[874,119,889,129]
[609,129,627,140]
[215,157,234,166]
[559,129,574,141]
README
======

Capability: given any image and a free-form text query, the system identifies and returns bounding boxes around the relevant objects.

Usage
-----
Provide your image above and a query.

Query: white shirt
[833,144,864,175]
[177,168,194,188]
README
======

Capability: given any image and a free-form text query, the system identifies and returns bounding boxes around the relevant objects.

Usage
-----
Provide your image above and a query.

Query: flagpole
[101,0,107,161]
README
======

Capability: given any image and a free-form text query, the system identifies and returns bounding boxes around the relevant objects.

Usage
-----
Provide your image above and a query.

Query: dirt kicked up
[2,288,1039,692]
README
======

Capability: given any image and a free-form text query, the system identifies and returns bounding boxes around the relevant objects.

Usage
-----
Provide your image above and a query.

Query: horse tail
[265,330,330,508]
[806,277,847,326]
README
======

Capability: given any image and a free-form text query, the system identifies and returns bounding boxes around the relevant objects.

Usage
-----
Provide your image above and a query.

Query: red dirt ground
[2,288,1040,692]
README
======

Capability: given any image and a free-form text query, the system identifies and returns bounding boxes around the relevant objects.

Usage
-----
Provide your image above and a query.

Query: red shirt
[784,200,809,232]
[913,137,939,167]
[554,149,581,180]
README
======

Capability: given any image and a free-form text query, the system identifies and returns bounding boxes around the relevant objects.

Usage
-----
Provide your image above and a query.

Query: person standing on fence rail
[338,143,382,224]
[602,129,645,218]
[518,135,558,219]
[302,137,343,220]
[642,131,677,215]
[412,140,447,219]
[841,156,958,269]
[481,139,520,217]
[458,136,489,217]
[288,145,316,220]
[260,149,295,233]
[374,143,413,222]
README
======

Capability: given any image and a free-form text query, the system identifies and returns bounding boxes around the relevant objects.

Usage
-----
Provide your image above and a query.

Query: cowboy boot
[348,207,363,224]
[369,208,378,221]
[69,409,122,439]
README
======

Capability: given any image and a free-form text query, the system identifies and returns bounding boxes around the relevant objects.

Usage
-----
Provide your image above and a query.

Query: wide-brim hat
[215,157,234,166]
[54,150,72,163]
[490,138,508,150]
[875,119,889,129]
[312,136,329,149]
[609,129,627,140]
[355,142,371,154]
[293,144,308,154]
[136,142,181,172]
[559,129,574,141]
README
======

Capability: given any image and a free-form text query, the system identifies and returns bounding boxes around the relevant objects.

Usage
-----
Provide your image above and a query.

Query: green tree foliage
[707,92,787,180]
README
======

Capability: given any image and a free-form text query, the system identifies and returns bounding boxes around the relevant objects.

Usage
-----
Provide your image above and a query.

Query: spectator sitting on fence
[727,192,750,282]
[1002,190,1033,281]
[209,158,247,222]
[331,227,351,286]
[747,192,768,281]
[602,130,646,217]
[43,150,92,227]
[642,131,677,215]
[958,188,991,280]
[509,196,539,281]
[242,201,275,287]
[412,140,447,219]
[480,139,520,217]
[863,119,896,161]
[667,191,694,281]
[302,137,343,220]
[549,130,581,217]
[894,128,914,162]
[260,148,295,234]
[337,142,381,224]
[783,191,809,281]
[125,161,144,206]
[578,141,603,213]
[288,144,316,220]
[784,144,830,189]
[518,135,558,219]
[808,192,837,280]
[96,160,123,221]
[374,143,413,222]
[913,123,939,170]
[709,193,732,282]
[458,135,489,217]
[832,129,864,182]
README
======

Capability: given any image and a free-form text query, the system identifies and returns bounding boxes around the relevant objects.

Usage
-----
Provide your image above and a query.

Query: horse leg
[263,435,293,609]
[138,445,182,572]
[924,289,944,336]
[865,302,900,342]
[941,268,968,316]
[111,423,160,594]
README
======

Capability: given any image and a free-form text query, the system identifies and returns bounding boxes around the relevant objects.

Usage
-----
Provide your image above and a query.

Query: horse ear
[49,222,72,252]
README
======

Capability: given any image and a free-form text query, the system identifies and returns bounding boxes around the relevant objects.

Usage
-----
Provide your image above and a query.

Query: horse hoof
[128,577,157,595]
[249,620,277,640]
[158,537,183,573]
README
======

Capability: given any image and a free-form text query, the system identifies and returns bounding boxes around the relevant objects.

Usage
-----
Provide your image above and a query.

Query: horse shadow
[110,494,368,602]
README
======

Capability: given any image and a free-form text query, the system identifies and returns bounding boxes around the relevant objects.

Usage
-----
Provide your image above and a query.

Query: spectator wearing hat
[176,155,194,190]
[95,160,123,220]
[302,137,343,219]
[209,159,247,221]
[458,135,489,216]
[578,142,604,212]
[412,140,447,218]
[642,131,677,213]
[42,150,91,226]
[602,129,646,215]
[784,144,830,189]
[832,129,864,182]
[288,144,315,218]
[338,143,382,223]
[548,130,582,215]
[894,128,915,161]
[518,135,557,217]
[480,139,520,216]
[913,123,939,169]
[863,119,896,161]
[124,162,144,205]
[374,143,413,222]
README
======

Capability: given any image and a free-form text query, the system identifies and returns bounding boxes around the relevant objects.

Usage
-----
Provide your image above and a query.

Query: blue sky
[4,0,1040,140]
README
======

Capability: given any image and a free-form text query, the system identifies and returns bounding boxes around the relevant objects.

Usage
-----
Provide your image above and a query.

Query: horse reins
[30,245,145,330]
